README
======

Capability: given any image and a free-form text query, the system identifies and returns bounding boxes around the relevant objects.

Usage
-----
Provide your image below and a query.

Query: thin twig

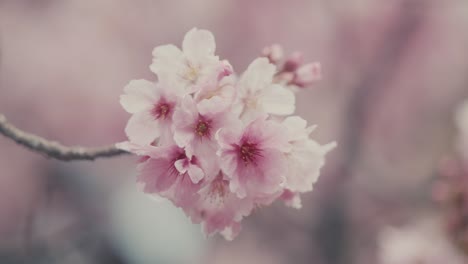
[0,114,128,161]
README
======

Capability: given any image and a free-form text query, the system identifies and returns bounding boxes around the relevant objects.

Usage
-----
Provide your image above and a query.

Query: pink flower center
[239,142,261,164]
[195,119,211,137]
[201,174,229,214]
[210,175,228,197]
[152,102,171,120]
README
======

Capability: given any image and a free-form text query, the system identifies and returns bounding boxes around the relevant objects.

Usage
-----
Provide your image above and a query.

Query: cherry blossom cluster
[117,28,335,240]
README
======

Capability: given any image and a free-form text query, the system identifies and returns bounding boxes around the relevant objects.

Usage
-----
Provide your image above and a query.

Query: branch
[0,114,128,161]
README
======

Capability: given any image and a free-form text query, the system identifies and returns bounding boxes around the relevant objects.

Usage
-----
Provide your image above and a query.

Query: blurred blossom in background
[1,0,468,263]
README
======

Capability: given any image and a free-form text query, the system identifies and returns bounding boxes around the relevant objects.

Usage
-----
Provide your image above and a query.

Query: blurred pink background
[1,0,468,263]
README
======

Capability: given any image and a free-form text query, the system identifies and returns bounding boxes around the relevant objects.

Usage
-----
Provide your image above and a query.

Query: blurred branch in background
[0,114,128,161]
[315,1,427,264]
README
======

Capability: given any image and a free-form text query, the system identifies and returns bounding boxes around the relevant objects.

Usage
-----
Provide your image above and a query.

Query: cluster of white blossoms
[117,28,335,240]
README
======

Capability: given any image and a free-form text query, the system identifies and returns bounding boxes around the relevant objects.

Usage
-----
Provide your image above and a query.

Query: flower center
[211,176,228,198]
[152,102,171,120]
[204,174,229,209]
[239,142,260,164]
[184,63,200,84]
[195,119,210,137]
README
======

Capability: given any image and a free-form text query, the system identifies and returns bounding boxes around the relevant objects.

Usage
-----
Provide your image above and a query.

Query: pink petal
[124,111,161,145]
[235,149,287,198]
[138,157,178,193]
[216,127,242,150]
[192,143,220,181]
[172,174,200,207]
[218,149,238,181]
[174,158,189,174]
[187,164,204,184]
[172,97,198,148]
[295,62,322,84]
[245,116,291,152]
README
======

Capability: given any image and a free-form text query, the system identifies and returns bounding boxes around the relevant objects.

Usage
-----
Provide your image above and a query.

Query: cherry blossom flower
[188,172,254,240]
[120,79,178,145]
[172,96,239,179]
[150,28,224,94]
[118,142,204,207]
[217,115,291,199]
[281,116,336,193]
[194,62,236,112]
[277,116,336,208]
[234,58,295,121]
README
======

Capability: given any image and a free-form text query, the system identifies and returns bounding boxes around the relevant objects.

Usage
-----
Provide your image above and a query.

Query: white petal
[151,44,184,63]
[150,44,184,77]
[282,116,311,142]
[322,141,337,154]
[197,96,225,115]
[182,28,216,62]
[283,116,307,131]
[181,95,198,114]
[120,79,156,113]
[285,140,336,192]
[115,141,158,156]
[125,112,161,145]
[239,58,276,92]
[260,84,295,115]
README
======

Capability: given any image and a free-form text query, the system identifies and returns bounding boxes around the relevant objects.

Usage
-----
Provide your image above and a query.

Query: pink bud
[293,62,322,87]
[218,60,234,81]
[283,52,304,72]
[262,44,283,64]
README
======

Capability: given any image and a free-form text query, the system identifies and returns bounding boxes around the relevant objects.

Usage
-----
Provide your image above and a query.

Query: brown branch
[0,114,128,161]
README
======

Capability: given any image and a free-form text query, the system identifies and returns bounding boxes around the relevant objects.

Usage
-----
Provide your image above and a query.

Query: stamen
[239,142,261,164]
[207,175,229,206]
[195,119,210,137]
[184,61,200,84]
[152,102,171,120]
[186,67,199,82]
